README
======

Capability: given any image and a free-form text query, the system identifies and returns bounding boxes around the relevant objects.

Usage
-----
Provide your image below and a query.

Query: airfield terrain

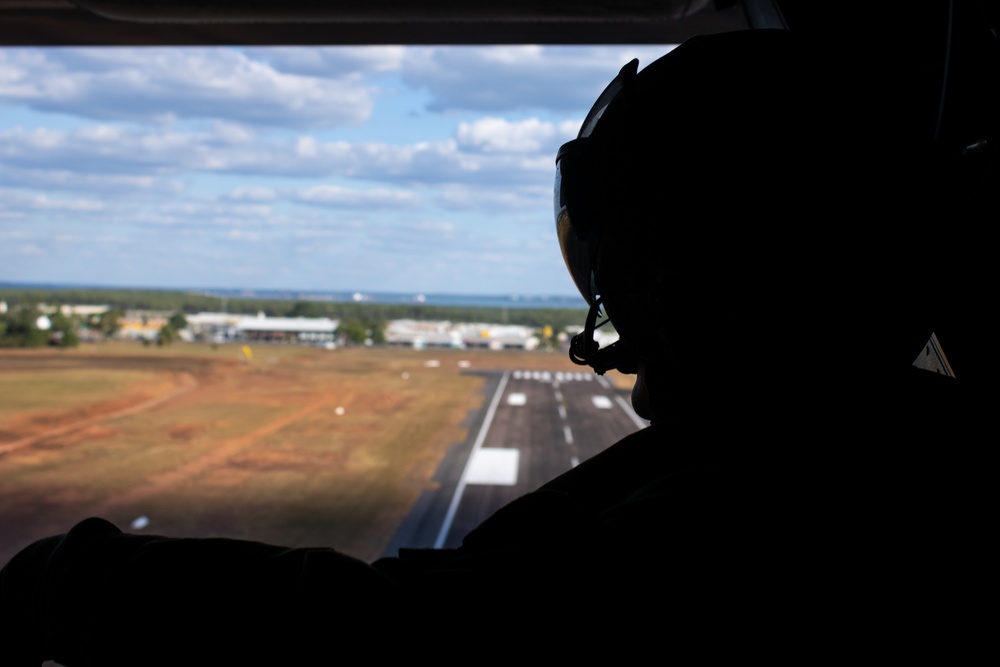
[0,342,635,566]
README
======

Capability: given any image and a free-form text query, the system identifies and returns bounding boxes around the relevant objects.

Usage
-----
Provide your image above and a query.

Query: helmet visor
[555,187,597,305]
[553,58,638,307]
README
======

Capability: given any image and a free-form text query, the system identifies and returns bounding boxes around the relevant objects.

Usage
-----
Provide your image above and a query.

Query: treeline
[0,287,590,335]
[0,303,82,348]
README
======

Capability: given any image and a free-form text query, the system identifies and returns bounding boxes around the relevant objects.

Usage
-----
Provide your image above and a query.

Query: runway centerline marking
[435,370,510,548]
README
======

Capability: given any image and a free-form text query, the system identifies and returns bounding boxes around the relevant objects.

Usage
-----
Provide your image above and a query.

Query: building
[385,319,539,350]
[119,310,171,341]
[458,323,539,350]
[384,320,462,349]
[185,312,243,342]
[236,313,339,344]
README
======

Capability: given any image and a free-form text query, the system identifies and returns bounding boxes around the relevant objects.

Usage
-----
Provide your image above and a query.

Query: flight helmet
[554,29,813,377]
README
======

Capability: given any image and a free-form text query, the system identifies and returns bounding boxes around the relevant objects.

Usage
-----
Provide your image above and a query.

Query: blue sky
[0,44,673,297]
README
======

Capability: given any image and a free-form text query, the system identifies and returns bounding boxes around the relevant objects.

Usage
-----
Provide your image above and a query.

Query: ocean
[0,283,589,312]
[194,288,589,311]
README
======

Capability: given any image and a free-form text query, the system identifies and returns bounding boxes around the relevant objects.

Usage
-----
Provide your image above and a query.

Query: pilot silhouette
[1,27,990,665]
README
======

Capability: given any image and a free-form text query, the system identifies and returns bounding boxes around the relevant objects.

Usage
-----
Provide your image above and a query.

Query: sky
[0,44,674,298]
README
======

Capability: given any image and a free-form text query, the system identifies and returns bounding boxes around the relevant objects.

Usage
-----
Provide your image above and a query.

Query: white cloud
[0,48,377,129]
[401,45,675,113]
[455,117,576,153]
[228,186,276,201]
[75,124,122,142]
[29,195,106,212]
[0,44,663,295]
[17,244,45,256]
[295,135,320,158]
[246,46,408,76]
[434,184,550,212]
[0,188,108,215]
[294,185,421,208]
[227,229,263,242]
[229,204,273,218]
[212,121,257,144]
[0,167,181,195]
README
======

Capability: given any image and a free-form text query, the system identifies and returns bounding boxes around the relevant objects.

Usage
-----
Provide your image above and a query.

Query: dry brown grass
[0,341,631,564]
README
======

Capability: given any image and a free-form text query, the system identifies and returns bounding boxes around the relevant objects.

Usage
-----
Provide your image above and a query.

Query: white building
[385,319,539,350]
[236,314,339,344]
[185,312,243,341]
[384,319,463,349]
[459,323,539,350]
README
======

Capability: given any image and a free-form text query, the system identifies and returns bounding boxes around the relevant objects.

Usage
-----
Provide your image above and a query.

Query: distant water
[203,288,589,311]
[0,283,588,311]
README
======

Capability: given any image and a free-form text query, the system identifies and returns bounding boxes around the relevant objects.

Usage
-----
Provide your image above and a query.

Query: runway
[384,368,648,554]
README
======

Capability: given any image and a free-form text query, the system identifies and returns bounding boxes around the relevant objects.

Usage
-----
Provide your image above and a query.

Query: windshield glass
[0,44,662,565]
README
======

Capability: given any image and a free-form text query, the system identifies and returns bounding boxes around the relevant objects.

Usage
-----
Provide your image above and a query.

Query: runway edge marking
[614,394,649,430]
[434,370,511,548]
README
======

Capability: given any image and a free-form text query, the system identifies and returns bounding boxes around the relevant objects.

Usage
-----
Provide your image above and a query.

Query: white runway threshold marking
[512,370,594,383]
[435,370,511,548]
[466,448,519,485]
[507,392,527,406]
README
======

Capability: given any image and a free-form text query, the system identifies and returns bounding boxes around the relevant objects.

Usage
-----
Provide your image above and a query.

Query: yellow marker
[543,325,553,339]
[242,345,253,360]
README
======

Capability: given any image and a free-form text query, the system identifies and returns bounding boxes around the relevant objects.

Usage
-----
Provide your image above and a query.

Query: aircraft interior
[0,1,996,663]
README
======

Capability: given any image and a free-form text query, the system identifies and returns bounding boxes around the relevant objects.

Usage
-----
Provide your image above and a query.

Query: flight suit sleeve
[0,517,395,666]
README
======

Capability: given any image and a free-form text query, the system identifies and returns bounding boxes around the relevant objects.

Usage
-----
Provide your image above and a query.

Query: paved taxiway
[385,369,647,554]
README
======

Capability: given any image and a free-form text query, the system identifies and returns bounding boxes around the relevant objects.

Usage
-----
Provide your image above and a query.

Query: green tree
[168,312,188,331]
[287,301,325,318]
[97,309,123,338]
[152,312,189,346]
[59,326,80,348]
[369,317,387,345]
[157,323,177,346]
[0,303,48,348]
[48,308,80,348]
[338,318,368,345]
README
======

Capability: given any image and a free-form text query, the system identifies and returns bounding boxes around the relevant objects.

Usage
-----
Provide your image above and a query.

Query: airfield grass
[0,341,629,565]
[0,369,153,417]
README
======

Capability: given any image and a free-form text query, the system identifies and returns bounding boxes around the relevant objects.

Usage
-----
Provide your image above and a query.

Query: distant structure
[184,312,340,345]
[385,320,539,350]
[119,310,170,341]
[385,320,462,348]
[34,305,549,351]
[236,313,339,345]
[458,323,540,350]
[47,304,111,317]
[185,312,242,342]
